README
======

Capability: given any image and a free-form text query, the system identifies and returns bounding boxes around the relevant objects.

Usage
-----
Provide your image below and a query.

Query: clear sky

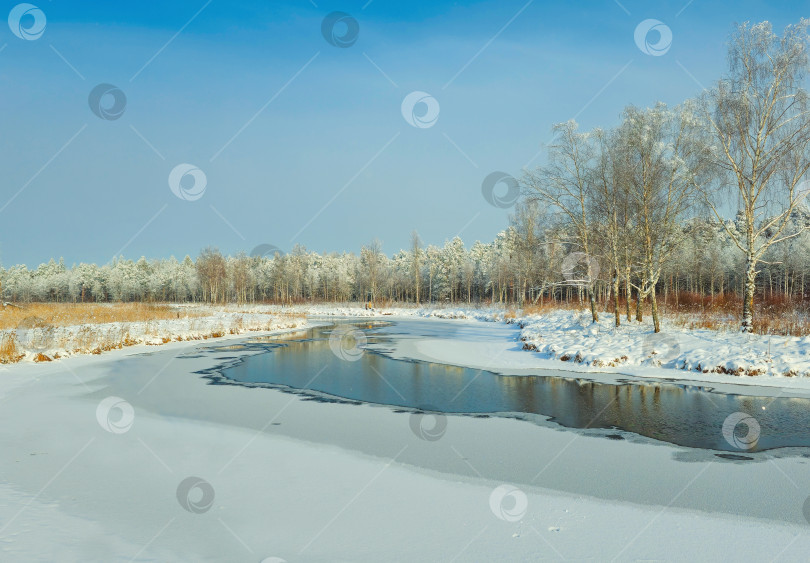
[0,0,806,267]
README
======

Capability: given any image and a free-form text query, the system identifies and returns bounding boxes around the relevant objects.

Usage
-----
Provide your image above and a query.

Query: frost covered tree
[360,239,384,305]
[702,19,810,331]
[617,102,710,332]
[196,247,227,303]
[410,231,423,304]
[510,199,548,307]
[523,121,600,323]
[590,127,630,326]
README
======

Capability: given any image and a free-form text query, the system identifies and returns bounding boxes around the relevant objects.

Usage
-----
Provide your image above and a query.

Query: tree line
[2,203,810,316]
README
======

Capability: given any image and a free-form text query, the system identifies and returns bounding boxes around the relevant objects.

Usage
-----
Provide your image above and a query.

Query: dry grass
[663,292,810,336]
[0,302,203,330]
[0,303,306,364]
[512,293,810,337]
[514,301,580,317]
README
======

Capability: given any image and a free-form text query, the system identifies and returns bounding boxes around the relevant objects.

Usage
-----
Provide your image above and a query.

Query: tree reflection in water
[217,321,810,453]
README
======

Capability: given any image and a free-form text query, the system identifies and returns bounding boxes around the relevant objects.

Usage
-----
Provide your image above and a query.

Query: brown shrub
[0,335,22,363]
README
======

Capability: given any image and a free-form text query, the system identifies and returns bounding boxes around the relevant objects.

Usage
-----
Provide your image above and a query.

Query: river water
[213,319,810,453]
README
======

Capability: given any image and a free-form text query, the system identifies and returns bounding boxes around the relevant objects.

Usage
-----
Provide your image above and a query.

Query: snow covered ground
[1,319,810,561]
[515,309,810,378]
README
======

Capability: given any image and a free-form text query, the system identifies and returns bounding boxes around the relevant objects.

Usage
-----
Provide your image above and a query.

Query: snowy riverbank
[6,300,810,389]
[0,306,306,363]
[2,320,810,561]
[289,303,810,386]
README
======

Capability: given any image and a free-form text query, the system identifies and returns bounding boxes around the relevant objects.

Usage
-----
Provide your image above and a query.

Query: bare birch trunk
[625,269,632,322]
[613,269,621,327]
[742,254,757,333]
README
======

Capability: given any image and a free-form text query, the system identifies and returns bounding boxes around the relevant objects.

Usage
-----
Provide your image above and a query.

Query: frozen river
[214,318,810,453]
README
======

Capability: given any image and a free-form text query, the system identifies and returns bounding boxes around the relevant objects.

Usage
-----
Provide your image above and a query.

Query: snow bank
[516,309,810,379]
[1,308,306,363]
[293,303,508,322]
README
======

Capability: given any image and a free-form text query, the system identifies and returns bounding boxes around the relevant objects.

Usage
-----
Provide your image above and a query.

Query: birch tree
[360,239,383,305]
[410,231,422,304]
[702,19,810,331]
[618,103,709,332]
[522,120,600,323]
[590,127,628,326]
[196,247,226,303]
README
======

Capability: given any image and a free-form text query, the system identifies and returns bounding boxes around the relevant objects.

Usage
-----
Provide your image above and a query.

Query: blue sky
[0,0,805,266]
